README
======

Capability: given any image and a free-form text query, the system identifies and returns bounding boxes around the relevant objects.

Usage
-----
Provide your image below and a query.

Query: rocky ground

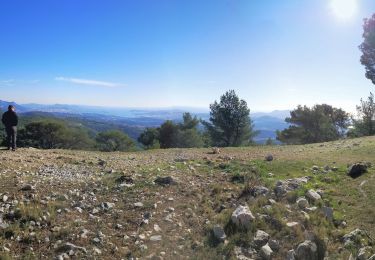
[0,137,375,259]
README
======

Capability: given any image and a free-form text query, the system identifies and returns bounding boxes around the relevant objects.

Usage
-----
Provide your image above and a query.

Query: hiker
[2,105,18,151]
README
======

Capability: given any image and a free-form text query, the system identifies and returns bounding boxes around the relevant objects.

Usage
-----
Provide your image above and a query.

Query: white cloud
[55,77,124,88]
[0,79,15,86]
[0,79,40,87]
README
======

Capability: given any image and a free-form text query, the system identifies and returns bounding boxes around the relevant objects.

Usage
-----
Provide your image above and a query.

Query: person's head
[8,105,15,112]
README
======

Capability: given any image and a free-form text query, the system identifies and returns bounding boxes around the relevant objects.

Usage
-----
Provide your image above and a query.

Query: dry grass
[0,136,374,259]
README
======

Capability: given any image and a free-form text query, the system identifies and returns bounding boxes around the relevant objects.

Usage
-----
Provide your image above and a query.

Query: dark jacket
[2,111,18,128]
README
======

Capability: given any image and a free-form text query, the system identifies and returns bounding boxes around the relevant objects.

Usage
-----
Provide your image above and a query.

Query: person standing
[2,105,18,151]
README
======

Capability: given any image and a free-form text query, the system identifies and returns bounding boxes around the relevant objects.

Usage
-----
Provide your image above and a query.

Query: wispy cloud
[0,79,40,87]
[0,79,15,86]
[55,77,125,88]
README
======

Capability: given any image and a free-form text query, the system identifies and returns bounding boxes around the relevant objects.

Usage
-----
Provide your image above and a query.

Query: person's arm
[15,113,18,126]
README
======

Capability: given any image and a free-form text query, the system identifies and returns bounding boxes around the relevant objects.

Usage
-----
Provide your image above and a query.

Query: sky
[0,0,375,113]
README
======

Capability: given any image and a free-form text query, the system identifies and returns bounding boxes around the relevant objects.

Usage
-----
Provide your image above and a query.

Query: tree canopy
[360,13,375,85]
[349,92,375,137]
[138,112,204,149]
[202,90,257,147]
[96,130,136,152]
[277,104,350,144]
[137,127,160,149]
[17,120,95,149]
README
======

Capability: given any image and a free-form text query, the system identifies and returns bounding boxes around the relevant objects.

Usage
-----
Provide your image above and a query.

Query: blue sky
[0,0,374,112]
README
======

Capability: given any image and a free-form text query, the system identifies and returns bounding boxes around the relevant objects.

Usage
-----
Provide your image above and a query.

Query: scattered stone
[295,240,317,260]
[343,228,365,247]
[143,212,152,220]
[154,224,162,232]
[231,205,255,228]
[268,239,280,252]
[296,197,309,209]
[98,159,106,166]
[357,247,372,260]
[93,247,102,255]
[20,184,34,191]
[260,244,273,260]
[265,154,273,162]
[134,202,144,208]
[115,175,133,184]
[92,208,100,214]
[233,246,257,260]
[286,249,296,260]
[274,177,310,197]
[301,211,310,220]
[268,199,276,204]
[306,190,321,202]
[150,235,162,242]
[212,225,226,242]
[51,226,61,233]
[115,223,123,229]
[254,230,270,247]
[154,176,177,186]
[322,206,333,221]
[348,163,368,178]
[55,242,87,254]
[101,202,115,211]
[80,229,90,239]
[212,147,220,154]
[174,157,188,162]
[93,237,101,244]
[2,195,8,202]
[0,223,9,229]
[250,186,269,197]
[305,206,318,212]
[286,222,299,228]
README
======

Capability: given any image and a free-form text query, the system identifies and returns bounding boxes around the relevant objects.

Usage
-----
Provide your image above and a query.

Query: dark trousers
[5,126,17,149]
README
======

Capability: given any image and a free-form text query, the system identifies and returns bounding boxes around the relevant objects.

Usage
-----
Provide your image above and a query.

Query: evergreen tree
[176,113,204,148]
[96,130,136,152]
[360,13,375,85]
[351,92,375,136]
[138,127,160,149]
[158,120,179,148]
[18,120,95,149]
[202,90,257,147]
[18,120,69,149]
[277,104,350,144]
[139,112,204,149]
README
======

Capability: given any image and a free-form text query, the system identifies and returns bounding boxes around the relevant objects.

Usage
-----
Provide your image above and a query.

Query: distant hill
[0,100,28,112]
[19,111,145,141]
[252,110,290,119]
[1,100,290,143]
[252,115,289,143]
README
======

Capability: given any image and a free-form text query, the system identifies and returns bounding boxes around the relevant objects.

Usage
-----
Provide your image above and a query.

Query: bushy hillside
[1,100,290,144]
[0,137,374,259]
[18,112,145,141]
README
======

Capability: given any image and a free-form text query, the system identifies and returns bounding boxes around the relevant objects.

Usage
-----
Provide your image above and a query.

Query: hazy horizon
[1,98,294,115]
[1,0,375,113]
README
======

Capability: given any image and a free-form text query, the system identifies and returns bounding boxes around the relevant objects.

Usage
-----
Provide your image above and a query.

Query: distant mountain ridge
[0,100,290,143]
